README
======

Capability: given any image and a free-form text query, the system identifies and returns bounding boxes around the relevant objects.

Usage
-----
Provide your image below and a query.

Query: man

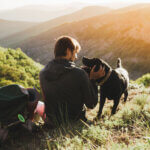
[40,36,105,126]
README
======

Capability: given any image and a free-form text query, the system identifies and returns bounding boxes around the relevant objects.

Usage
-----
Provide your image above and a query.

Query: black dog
[82,57,129,119]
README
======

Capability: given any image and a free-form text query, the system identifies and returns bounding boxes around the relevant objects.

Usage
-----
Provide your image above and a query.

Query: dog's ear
[82,56,95,68]
[82,56,89,66]
[92,58,102,72]
[101,59,111,71]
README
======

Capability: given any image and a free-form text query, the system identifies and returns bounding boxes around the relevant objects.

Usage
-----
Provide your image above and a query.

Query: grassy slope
[0,46,150,149]
[1,74,150,149]
[0,47,43,90]
[135,73,150,87]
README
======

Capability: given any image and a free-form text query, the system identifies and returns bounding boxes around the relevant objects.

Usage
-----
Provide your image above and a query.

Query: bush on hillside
[0,47,43,90]
[135,73,150,87]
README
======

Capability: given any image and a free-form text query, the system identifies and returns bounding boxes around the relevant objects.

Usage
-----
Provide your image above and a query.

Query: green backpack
[0,84,29,124]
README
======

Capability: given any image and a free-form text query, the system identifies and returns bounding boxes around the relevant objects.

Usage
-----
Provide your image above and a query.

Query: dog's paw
[108,115,112,120]
[93,118,98,125]
[93,116,101,123]
[123,100,127,104]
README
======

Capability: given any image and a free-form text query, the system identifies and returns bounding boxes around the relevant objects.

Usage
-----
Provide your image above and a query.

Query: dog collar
[96,69,112,86]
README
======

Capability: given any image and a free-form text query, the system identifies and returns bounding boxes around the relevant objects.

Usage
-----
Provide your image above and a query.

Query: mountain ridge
[0,6,112,47]
[9,5,150,79]
[0,3,90,22]
[0,19,37,40]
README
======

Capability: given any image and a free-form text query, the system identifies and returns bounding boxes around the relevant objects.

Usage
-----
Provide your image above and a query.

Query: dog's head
[82,56,111,81]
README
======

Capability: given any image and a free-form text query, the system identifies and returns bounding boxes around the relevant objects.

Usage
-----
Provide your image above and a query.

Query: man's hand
[90,65,105,80]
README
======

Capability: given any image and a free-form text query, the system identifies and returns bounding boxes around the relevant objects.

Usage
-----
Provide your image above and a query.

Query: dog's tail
[117,58,122,68]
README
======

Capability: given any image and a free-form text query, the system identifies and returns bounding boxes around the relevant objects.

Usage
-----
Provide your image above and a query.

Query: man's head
[54,36,81,61]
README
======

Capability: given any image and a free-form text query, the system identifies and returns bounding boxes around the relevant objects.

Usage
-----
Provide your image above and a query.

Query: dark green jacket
[40,58,98,124]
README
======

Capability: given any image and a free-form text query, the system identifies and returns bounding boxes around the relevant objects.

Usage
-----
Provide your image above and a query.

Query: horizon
[1,0,150,11]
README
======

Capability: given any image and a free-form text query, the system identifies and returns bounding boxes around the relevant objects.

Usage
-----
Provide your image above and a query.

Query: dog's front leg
[97,94,106,119]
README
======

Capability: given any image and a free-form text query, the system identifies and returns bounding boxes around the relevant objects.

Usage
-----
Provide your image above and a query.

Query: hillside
[0,47,43,90]
[0,6,112,47]
[1,74,150,149]
[11,6,150,79]
[0,46,150,150]
[0,19,37,40]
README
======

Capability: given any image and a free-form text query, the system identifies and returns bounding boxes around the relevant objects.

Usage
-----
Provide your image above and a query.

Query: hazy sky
[0,0,150,10]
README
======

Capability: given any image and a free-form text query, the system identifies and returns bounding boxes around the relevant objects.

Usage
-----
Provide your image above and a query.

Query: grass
[0,47,43,91]
[1,83,150,150]
[135,73,150,87]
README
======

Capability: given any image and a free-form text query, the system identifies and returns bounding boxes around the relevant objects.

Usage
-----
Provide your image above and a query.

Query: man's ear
[66,48,71,54]
[66,48,72,57]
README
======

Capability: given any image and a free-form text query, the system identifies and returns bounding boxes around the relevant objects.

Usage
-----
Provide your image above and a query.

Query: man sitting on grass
[40,36,105,127]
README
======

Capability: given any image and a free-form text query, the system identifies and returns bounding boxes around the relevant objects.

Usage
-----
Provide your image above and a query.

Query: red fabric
[35,101,46,120]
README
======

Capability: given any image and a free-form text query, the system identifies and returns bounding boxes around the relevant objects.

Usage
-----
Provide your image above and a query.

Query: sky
[0,0,150,10]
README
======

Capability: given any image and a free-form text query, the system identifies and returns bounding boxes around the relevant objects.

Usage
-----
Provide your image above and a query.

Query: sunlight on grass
[133,94,148,109]
[1,80,150,149]
[42,88,150,150]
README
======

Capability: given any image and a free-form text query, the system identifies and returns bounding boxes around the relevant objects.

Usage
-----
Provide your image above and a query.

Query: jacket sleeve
[80,71,98,109]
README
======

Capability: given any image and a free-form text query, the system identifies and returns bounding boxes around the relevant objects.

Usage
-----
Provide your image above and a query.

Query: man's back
[40,58,98,125]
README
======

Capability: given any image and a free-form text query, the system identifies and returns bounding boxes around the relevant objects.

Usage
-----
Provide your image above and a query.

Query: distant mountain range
[0,3,89,22]
[0,19,37,40]
[0,6,112,47]
[114,3,150,13]
[0,4,150,79]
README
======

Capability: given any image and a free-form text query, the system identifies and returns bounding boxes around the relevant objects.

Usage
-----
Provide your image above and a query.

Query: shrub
[136,73,150,87]
[133,94,148,109]
[0,47,43,90]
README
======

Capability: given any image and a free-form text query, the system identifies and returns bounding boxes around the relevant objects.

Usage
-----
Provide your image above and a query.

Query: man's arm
[81,65,105,109]
[81,71,98,109]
